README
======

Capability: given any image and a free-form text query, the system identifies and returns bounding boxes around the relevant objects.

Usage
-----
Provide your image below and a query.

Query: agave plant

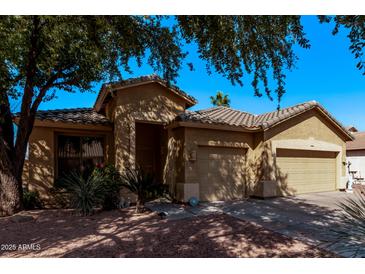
[56,171,105,216]
[120,166,169,212]
[330,192,365,257]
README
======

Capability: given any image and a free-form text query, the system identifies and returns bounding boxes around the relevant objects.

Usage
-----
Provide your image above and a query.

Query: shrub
[22,188,43,210]
[120,166,169,212]
[55,171,105,216]
[93,164,123,210]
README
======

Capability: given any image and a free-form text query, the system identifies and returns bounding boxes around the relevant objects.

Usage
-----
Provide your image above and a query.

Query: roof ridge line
[196,106,255,117]
[35,107,93,113]
[255,100,317,118]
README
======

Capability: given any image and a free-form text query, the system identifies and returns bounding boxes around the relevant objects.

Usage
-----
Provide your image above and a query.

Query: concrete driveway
[220,192,364,257]
[147,191,364,257]
[285,191,355,209]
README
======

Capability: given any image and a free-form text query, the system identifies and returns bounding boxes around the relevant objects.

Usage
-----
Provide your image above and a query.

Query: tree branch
[30,72,61,114]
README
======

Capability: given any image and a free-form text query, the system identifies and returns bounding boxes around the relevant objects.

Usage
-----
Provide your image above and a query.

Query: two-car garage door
[276,149,337,194]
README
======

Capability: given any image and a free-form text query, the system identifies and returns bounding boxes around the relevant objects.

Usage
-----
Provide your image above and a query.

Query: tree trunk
[0,165,21,217]
[0,84,22,216]
[0,136,22,216]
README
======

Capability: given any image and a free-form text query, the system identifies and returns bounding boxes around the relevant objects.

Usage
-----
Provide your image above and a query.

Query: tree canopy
[2,16,364,108]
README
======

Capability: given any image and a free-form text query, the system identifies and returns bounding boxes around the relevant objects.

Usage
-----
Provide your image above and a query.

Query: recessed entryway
[135,122,167,182]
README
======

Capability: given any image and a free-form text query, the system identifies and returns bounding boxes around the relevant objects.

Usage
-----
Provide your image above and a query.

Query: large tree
[0,15,364,216]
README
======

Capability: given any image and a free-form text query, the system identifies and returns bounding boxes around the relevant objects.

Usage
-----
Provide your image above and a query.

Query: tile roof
[253,101,319,129]
[347,132,365,150]
[176,101,353,139]
[18,108,111,125]
[94,74,197,111]
[177,107,257,128]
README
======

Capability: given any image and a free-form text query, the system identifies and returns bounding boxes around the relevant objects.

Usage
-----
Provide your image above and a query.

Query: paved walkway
[146,192,364,257]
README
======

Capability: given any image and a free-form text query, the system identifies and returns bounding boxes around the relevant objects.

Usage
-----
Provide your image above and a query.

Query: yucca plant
[330,192,365,257]
[120,166,169,212]
[56,171,105,216]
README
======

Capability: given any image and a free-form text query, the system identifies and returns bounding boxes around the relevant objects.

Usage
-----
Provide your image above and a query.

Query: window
[57,135,104,179]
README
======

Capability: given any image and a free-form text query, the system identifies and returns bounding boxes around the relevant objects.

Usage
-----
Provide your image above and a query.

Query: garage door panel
[276,149,336,195]
[198,147,246,201]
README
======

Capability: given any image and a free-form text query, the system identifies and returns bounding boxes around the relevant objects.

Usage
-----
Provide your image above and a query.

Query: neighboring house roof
[347,131,365,150]
[94,74,197,112]
[176,101,354,140]
[14,108,111,125]
[346,125,358,133]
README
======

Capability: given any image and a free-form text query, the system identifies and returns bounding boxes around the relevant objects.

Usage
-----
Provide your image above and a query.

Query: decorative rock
[188,197,199,207]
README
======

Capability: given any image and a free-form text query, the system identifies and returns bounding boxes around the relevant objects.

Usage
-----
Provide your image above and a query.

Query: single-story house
[17,75,354,206]
[346,130,365,182]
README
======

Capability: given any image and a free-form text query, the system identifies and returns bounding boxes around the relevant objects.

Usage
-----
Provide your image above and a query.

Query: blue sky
[13,16,365,130]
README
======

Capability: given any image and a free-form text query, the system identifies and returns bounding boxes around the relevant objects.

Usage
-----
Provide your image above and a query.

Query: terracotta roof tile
[17,108,111,125]
[176,106,256,128]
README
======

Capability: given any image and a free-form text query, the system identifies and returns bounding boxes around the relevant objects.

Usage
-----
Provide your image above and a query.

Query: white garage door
[276,149,337,194]
[198,146,246,201]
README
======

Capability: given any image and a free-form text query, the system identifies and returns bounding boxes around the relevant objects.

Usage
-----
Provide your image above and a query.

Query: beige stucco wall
[23,123,113,207]
[26,126,55,206]
[164,127,185,198]
[112,82,188,175]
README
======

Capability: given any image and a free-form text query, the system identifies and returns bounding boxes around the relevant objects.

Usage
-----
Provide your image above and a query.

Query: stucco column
[114,109,136,173]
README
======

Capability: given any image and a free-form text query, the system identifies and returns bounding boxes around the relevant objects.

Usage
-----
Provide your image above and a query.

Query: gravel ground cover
[0,208,334,258]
